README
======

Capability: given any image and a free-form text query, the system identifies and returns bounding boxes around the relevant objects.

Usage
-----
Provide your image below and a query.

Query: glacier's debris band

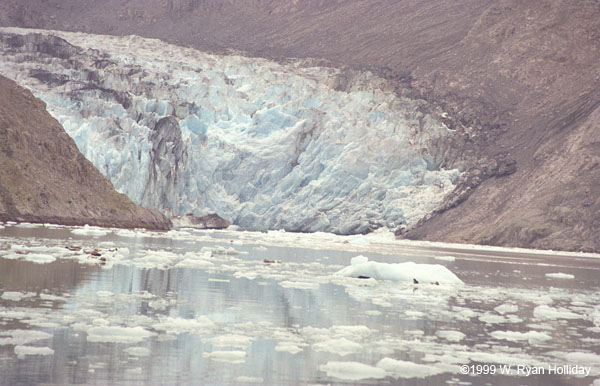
[0,28,459,234]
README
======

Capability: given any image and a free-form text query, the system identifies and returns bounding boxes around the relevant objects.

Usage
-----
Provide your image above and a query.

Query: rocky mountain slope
[0,0,598,251]
[0,74,170,229]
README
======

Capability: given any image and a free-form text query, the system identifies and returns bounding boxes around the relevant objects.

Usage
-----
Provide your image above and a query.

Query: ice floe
[494,304,519,315]
[533,305,583,320]
[124,346,151,357]
[86,326,155,344]
[545,272,575,279]
[335,256,463,284]
[202,350,246,364]
[153,316,215,335]
[319,361,387,381]
[489,330,551,343]
[436,330,465,342]
[14,345,54,358]
[312,338,363,356]
[71,225,109,237]
[376,357,447,379]
[1,292,36,302]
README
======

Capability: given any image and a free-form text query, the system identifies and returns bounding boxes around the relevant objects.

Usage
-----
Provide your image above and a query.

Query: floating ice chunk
[235,376,263,383]
[71,224,109,237]
[132,250,179,269]
[114,229,139,238]
[376,357,447,378]
[422,353,468,365]
[86,326,155,343]
[490,330,551,344]
[14,345,54,358]
[351,255,369,265]
[24,253,56,264]
[202,350,246,364]
[278,280,319,290]
[589,307,600,326]
[313,338,362,356]
[15,222,42,228]
[478,312,522,324]
[124,346,151,356]
[331,325,373,340]
[1,292,36,302]
[533,305,582,320]
[434,256,456,262]
[0,330,53,345]
[234,271,257,280]
[147,299,168,310]
[207,334,254,349]
[175,259,214,269]
[274,342,304,354]
[545,273,575,280]
[564,352,600,364]
[336,257,463,284]
[436,330,465,342]
[39,293,66,302]
[213,246,242,256]
[125,367,142,375]
[153,316,215,335]
[319,361,386,381]
[0,310,27,320]
[494,304,518,314]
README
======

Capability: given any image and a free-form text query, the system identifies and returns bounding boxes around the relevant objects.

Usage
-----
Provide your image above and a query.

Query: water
[0,223,599,385]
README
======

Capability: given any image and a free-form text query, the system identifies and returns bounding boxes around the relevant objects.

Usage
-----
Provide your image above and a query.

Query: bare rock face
[0,74,170,230]
[171,213,231,229]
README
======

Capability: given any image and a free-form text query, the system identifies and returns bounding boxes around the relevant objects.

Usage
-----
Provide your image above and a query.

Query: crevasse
[0,28,460,234]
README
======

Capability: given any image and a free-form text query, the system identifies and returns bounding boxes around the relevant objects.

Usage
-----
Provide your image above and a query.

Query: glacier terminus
[0,28,460,234]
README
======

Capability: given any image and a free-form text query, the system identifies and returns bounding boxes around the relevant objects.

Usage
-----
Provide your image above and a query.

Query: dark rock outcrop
[0,74,170,230]
[142,116,188,210]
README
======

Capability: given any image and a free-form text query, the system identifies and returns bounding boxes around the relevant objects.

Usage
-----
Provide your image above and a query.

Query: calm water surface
[0,224,599,385]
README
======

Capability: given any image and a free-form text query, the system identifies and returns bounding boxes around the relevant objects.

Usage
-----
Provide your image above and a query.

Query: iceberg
[336,256,463,284]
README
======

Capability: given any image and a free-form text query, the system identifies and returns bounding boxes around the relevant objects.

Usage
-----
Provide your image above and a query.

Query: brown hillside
[0,75,170,229]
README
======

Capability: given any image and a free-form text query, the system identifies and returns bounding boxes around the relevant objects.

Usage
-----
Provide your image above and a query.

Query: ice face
[0,28,460,234]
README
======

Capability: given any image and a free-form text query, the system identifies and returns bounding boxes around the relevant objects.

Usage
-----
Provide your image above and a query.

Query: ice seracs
[0,27,460,234]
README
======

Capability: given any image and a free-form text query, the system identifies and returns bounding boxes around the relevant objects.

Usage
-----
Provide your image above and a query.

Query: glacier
[0,28,460,234]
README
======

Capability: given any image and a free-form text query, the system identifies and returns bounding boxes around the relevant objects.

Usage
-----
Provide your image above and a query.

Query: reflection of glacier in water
[0,27,459,234]
[1,223,600,385]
